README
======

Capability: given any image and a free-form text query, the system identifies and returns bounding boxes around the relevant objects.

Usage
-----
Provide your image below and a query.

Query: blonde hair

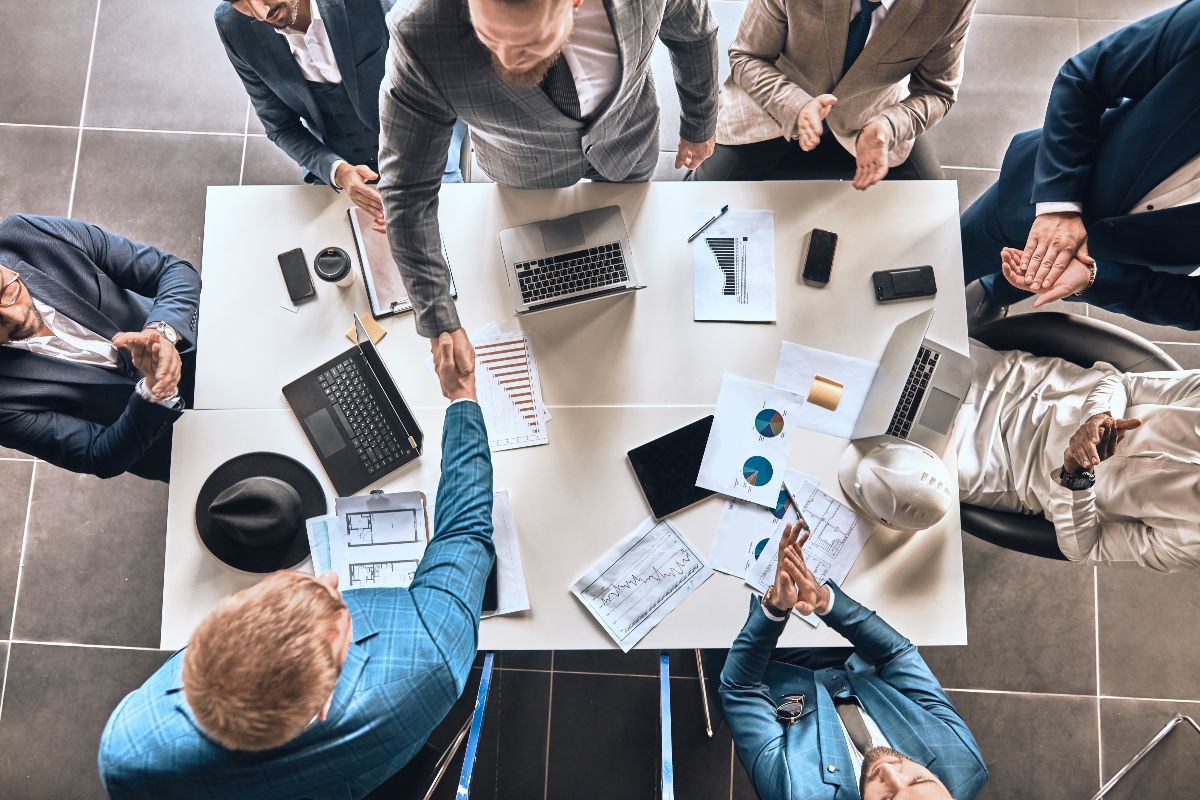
[183,571,347,751]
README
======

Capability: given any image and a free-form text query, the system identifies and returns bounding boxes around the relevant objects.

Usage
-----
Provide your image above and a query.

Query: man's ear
[318,693,334,721]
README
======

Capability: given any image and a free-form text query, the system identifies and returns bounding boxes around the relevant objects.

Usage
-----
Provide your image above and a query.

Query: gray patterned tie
[542,55,582,121]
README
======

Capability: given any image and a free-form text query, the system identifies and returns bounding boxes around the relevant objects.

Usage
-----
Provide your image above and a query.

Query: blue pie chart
[742,456,774,487]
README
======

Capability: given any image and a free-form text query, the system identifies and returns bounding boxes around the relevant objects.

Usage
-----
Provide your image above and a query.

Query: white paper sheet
[329,492,429,589]
[692,209,776,322]
[697,375,805,508]
[305,514,336,574]
[473,328,551,451]
[708,469,820,579]
[482,490,531,618]
[773,342,880,439]
[571,518,713,652]
[746,481,874,626]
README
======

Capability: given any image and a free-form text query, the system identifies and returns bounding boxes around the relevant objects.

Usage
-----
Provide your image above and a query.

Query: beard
[267,0,302,29]
[859,746,910,797]
[6,302,44,342]
[488,49,563,88]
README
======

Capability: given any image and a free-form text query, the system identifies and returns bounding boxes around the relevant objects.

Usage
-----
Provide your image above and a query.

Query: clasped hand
[112,330,181,400]
[1000,247,1092,308]
[431,328,477,402]
[1063,412,1142,473]
[769,522,832,616]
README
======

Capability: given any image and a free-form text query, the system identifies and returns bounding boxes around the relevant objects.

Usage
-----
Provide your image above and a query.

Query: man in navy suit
[216,0,467,231]
[722,524,987,799]
[0,215,200,481]
[960,0,1200,330]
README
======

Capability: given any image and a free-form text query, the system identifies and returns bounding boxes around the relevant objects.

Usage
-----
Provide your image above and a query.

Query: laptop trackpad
[541,217,585,252]
[919,387,958,435]
[304,408,346,457]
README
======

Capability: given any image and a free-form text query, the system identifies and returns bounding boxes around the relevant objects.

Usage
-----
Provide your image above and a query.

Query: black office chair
[963,311,1180,560]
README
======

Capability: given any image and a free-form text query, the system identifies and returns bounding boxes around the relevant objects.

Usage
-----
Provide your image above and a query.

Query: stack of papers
[472,322,551,452]
[306,491,430,589]
[708,469,820,579]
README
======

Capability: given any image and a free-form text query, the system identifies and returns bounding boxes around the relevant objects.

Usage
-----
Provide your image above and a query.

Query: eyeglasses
[0,271,23,308]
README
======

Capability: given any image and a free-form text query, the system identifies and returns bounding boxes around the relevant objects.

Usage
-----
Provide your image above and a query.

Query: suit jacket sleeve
[214,12,341,185]
[1077,257,1200,330]
[377,23,459,338]
[727,0,815,141]
[1033,3,1200,204]
[0,398,181,480]
[870,0,973,148]
[659,0,720,142]
[407,401,495,689]
[44,216,201,352]
[718,598,793,793]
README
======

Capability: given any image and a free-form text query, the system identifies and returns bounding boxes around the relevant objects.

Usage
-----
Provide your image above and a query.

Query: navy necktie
[842,0,883,77]
[542,55,582,121]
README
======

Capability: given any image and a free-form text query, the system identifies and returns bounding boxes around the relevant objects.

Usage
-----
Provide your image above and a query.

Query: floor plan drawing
[344,508,420,547]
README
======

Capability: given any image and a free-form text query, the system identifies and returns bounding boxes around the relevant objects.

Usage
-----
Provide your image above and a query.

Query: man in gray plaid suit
[378,0,719,362]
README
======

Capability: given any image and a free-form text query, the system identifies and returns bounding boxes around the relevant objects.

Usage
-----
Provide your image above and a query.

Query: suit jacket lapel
[251,19,326,131]
[318,0,360,109]
[849,678,938,769]
[837,0,925,92]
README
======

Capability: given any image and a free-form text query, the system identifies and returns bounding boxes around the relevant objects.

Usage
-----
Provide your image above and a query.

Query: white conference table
[162,180,970,651]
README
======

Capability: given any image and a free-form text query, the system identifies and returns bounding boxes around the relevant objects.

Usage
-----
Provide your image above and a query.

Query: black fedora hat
[195,452,327,573]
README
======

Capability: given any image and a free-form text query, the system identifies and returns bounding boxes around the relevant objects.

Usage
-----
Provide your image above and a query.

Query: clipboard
[347,207,458,320]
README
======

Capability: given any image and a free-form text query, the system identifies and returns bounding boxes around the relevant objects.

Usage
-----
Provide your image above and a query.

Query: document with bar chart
[473,328,550,451]
[692,209,775,322]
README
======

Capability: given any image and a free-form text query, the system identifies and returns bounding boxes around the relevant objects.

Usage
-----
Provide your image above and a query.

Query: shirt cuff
[135,378,182,409]
[330,159,347,191]
[760,601,788,623]
[1035,201,1084,217]
[449,397,478,406]
[816,585,835,616]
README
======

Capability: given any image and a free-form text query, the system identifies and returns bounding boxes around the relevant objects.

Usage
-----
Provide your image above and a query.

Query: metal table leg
[1091,714,1200,799]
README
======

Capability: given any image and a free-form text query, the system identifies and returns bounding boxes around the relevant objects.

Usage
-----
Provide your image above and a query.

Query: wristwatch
[144,321,179,348]
[762,586,788,618]
[1058,466,1096,491]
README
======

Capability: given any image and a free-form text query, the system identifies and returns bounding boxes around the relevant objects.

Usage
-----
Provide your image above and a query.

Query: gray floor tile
[1084,304,1200,346]
[554,648,661,676]
[0,0,95,125]
[671,676,733,800]
[974,1,1077,16]
[1153,343,1200,370]
[731,744,758,799]
[1097,568,1200,702]
[944,167,998,214]
[71,129,242,268]
[948,690,1099,799]
[1077,0,1181,20]
[1078,19,1128,49]
[0,450,32,460]
[0,643,169,800]
[0,461,35,638]
[241,135,307,186]
[469,668,552,800]
[84,0,245,132]
[0,641,7,702]
[0,126,78,218]
[922,534,1096,695]
[925,15,1077,170]
[1100,698,1200,800]
[13,466,166,648]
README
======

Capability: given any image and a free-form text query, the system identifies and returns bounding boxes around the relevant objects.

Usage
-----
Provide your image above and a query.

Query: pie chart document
[697,374,805,507]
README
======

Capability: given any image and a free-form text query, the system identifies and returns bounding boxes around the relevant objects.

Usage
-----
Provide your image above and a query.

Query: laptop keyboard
[318,358,404,475]
[515,242,628,304]
[886,346,941,440]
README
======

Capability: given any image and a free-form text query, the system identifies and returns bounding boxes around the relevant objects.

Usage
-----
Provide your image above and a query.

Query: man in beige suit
[696,0,974,188]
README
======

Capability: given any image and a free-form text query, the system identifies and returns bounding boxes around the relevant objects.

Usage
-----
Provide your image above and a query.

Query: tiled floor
[1,1,1198,798]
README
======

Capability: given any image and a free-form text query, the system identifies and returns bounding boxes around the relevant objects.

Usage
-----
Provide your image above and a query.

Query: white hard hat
[838,439,952,532]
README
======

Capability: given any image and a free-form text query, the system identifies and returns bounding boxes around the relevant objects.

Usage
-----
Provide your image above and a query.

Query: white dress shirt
[2,298,179,408]
[562,0,620,120]
[956,342,1200,572]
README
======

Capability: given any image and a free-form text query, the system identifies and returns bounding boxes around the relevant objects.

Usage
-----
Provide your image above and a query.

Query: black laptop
[283,315,422,496]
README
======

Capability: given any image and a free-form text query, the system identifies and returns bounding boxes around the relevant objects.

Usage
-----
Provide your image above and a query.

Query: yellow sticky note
[346,315,387,345]
[808,374,843,412]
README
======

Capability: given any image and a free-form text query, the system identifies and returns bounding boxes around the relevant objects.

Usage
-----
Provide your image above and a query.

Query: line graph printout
[571,518,713,652]
[692,209,775,322]
[329,492,429,590]
[473,328,551,451]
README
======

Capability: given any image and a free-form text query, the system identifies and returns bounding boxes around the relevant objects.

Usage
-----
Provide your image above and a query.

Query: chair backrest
[961,312,1180,560]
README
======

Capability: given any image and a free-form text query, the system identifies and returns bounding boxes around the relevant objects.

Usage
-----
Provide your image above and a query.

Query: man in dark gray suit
[379,0,719,365]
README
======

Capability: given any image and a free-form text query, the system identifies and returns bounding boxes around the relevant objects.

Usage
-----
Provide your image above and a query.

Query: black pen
[687,204,730,243]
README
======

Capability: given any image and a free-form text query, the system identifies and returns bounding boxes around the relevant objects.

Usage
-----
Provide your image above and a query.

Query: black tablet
[627,416,716,520]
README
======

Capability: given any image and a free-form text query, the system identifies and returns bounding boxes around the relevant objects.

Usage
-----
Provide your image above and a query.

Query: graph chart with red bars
[475,333,549,451]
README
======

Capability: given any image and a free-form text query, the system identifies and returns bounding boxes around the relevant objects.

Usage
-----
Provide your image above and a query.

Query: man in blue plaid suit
[722,524,988,800]
[98,332,494,799]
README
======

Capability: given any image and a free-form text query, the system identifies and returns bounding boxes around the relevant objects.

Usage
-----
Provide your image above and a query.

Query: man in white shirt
[721,524,988,800]
[696,0,974,188]
[215,0,468,230]
[0,214,200,481]
[957,342,1200,573]
[961,1,1200,330]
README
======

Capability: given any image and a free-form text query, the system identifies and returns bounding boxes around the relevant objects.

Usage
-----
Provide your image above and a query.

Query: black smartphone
[278,248,316,304]
[872,266,937,302]
[802,228,838,286]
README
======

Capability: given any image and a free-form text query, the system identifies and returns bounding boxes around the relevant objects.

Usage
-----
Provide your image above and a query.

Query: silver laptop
[852,309,972,455]
[499,206,644,315]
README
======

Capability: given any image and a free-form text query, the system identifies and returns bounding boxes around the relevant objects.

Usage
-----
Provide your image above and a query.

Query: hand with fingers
[771,521,832,616]
[336,162,387,234]
[676,136,716,171]
[1000,247,1094,308]
[431,328,477,402]
[796,94,837,152]
[852,121,891,191]
[113,330,182,400]
[1019,212,1092,291]
[1064,413,1142,473]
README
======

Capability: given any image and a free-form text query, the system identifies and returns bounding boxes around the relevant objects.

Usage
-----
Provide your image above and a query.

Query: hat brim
[195,452,328,573]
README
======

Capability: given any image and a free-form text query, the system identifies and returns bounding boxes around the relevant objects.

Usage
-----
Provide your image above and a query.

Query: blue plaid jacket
[98,401,494,799]
[720,584,988,800]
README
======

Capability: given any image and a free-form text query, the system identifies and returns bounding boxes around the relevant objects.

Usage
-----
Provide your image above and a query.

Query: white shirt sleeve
[134,378,182,409]
[330,159,347,191]
[1035,201,1085,217]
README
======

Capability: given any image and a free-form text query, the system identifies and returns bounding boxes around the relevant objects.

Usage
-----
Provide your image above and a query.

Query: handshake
[431,328,478,403]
